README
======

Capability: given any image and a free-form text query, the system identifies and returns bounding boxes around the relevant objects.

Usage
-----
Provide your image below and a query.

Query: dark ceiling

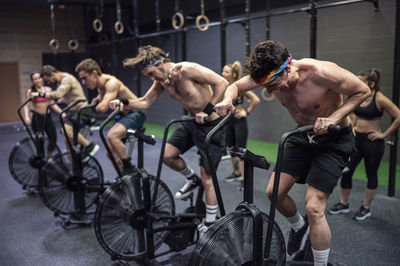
[0,0,310,36]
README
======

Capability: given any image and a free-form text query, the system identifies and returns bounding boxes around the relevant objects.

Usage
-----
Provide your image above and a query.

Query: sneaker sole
[353,212,371,221]
[175,190,194,200]
[328,208,350,215]
[224,177,242,183]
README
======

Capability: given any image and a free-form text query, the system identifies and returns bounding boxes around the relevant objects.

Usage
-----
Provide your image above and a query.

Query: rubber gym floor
[1,122,399,266]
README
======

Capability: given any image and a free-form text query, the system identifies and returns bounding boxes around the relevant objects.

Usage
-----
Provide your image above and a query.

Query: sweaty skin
[216,58,370,252]
[216,59,371,133]
[112,62,228,124]
[38,72,88,111]
[78,70,141,171]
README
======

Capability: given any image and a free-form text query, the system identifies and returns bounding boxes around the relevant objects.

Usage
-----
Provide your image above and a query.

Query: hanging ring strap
[93,0,104,32]
[49,4,59,51]
[67,6,79,50]
[261,88,276,102]
[172,0,184,30]
[196,0,209,32]
[114,0,124,34]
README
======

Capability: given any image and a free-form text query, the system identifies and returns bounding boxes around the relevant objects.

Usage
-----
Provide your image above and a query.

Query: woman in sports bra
[221,61,260,183]
[23,72,62,154]
[329,68,400,220]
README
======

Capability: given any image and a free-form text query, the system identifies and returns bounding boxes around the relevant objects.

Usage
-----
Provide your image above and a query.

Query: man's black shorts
[279,126,354,194]
[65,108,93,128]
[167,117,225,173]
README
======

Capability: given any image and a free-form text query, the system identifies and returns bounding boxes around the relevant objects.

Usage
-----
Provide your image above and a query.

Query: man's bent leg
[107,123,133,173]
[305,186,331,265]
[267,172,308,256]
[164,143,200,199]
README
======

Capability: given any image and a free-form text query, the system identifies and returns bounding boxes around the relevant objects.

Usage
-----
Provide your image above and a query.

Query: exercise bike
[8,98,61,194]
[38,99,104,227]
[94,110,207,264]
[190,116,338,265]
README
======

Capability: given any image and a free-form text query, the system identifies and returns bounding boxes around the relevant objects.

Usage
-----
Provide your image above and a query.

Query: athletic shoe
[287,216,309,257]
[175,174,201,200]
[224,171,242,182]
[329,201,350,215]
[197,222,213,239]
[353,205,371,221]
[82,143,99,163]
[121,164,136,176]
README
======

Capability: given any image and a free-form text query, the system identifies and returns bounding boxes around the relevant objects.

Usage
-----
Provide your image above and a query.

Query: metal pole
[245,0,251,57]
[388,0,399,197]
[219,0,227,70]
[155,0,160,32]
[266,0,271,40]
[309,0,317,58]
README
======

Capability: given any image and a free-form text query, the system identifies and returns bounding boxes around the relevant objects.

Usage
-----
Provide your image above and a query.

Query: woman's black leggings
[225,117,248,149]
[341,133,384,190]
[31,112,57,151]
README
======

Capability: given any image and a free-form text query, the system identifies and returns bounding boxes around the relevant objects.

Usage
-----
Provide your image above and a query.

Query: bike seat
[127,128,156,145]
[229,146,270,170]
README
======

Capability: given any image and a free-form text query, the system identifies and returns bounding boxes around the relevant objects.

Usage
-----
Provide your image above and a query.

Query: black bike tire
[38,151,104,214]
[9,137,60,189]
[94,176,175,261]
[189,209,286,266]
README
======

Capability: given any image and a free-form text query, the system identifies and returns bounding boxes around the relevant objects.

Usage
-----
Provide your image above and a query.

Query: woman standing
[221,61,260,182]
[24,72,62,155]
[329,68,400,220]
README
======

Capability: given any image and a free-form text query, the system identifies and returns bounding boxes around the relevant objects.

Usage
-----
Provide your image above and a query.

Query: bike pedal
[181,191,194,201]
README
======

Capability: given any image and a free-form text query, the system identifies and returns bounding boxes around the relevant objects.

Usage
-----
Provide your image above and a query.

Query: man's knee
[305,192,327,223]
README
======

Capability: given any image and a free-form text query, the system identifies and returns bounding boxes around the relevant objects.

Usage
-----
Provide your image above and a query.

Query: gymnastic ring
[68,39,79,50]
[172,12,184,29]
[99,34,109,43]
[114,21,124,35]
[93,18,103,32]
[195,15,209,32]
[261,87,275,102]
[49,39,59,50]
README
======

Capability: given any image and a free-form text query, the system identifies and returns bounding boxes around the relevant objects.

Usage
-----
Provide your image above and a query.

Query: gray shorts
[114,110,147,130]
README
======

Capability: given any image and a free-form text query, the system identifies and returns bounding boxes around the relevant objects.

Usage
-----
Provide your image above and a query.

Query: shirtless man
[110,45,229,233]
[75,58,146,174]
[31,65,99,161]
[215,40,370,265]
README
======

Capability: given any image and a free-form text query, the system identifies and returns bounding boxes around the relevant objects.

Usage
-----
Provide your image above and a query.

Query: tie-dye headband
[256,55,292,86]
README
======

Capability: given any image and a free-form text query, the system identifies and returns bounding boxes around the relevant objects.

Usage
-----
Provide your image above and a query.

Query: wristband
[246,110,250,116]
[202,102,214,115]
[119,97,129,105]
[38,92,46,98]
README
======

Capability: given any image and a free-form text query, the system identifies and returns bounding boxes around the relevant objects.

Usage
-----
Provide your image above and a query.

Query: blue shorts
[114,110,147,130]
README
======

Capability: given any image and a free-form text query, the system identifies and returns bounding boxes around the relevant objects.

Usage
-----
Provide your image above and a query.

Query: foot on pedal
[175,174,201,200]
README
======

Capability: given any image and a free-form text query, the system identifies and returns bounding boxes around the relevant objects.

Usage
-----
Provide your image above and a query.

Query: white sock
[312,247,330,266]
[287,212,304,232]
[205,204,218,224]
[179,166,195,179]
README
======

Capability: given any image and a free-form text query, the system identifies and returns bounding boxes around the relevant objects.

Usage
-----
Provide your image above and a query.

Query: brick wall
[0,6,85,105]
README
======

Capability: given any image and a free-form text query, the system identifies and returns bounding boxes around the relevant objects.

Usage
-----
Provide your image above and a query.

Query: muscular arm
[317,62,370,124]
[46,78,72,99]
[128,81,163,110]
[96,80,119,113]
[50,101,63,114]
[184,63,229,105]
[216,75,259,116]
[377,92,400,137]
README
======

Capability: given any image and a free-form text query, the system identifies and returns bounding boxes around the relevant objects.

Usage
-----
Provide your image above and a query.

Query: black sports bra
[232,96,244,106]
[353,91,383,121]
